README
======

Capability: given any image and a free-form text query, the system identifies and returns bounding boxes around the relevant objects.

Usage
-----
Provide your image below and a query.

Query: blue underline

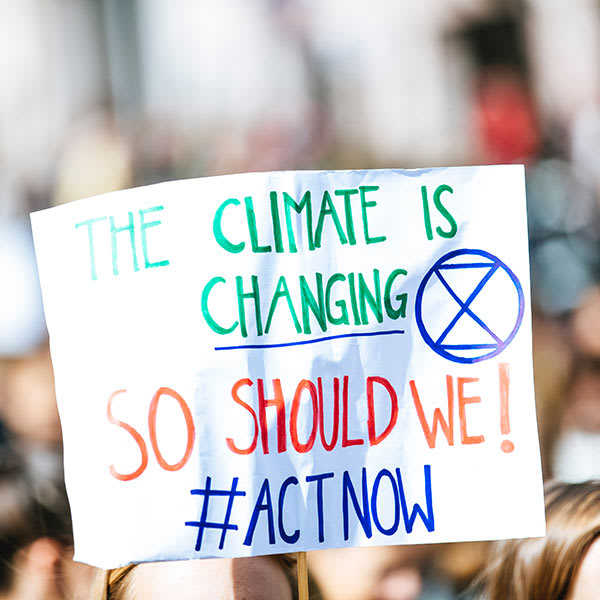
[214,329,405,351]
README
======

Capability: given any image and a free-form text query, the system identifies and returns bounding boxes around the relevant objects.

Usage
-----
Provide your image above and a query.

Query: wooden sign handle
[297,551,309,600]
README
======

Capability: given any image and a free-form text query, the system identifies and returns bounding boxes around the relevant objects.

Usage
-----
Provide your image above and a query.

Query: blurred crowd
[2,1,600,599]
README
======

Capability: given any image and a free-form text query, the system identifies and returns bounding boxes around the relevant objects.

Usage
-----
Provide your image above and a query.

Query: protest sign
[31,166,545,569]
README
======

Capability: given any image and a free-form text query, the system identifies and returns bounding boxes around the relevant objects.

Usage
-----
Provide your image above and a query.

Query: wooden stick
[297,551,309,600]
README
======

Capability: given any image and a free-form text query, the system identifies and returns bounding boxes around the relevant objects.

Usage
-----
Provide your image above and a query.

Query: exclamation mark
[499,363,514,453]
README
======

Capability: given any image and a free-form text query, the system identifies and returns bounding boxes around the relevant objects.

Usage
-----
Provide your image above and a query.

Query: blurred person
[53,111,132,206]
[433,542,490,599]
[310,547,417,600]
[0,342,62,447]
[570,101,600,197]
[481,480,600,600]
[571,286,600,359]
[0,219,46,357]
[309,546,452,600]
[90,554,299,600]
[553,359,600,482]
[530,315,573,477]
[371,566,422,600]
[473,66,539,165]
[0,435,96,599]
[526,161,600,317]
[132,118,183,186]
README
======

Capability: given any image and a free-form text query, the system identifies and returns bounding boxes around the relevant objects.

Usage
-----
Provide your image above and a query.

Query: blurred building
[2,0,600,200]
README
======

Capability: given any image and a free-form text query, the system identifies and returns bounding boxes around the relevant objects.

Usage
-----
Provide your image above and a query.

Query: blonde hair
[90,554,297,600]
[89,564,136,600]
[484,480,600,600]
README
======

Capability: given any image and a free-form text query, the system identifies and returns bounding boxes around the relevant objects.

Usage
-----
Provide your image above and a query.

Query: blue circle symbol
[415,249,525,363]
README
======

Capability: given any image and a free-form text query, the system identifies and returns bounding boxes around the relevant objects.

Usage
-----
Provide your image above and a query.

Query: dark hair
[483,480,600,600]
[0,435,72,591]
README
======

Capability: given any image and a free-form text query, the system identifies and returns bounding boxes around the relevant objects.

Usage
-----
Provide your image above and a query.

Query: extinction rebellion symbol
[415,249,525,364]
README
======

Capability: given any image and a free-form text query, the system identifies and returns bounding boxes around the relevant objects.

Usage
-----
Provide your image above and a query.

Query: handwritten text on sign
[31,167,544,568]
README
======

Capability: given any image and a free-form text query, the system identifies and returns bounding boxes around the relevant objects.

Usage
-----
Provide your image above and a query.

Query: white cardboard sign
[31,166,545,568]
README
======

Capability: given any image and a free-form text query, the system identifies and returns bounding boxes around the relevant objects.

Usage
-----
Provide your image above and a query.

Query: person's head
[484,480,600,600]
[0,440,95,600]
[91,554,297,600]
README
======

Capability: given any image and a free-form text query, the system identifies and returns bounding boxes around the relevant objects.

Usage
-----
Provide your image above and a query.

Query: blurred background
[1,0,600,599]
